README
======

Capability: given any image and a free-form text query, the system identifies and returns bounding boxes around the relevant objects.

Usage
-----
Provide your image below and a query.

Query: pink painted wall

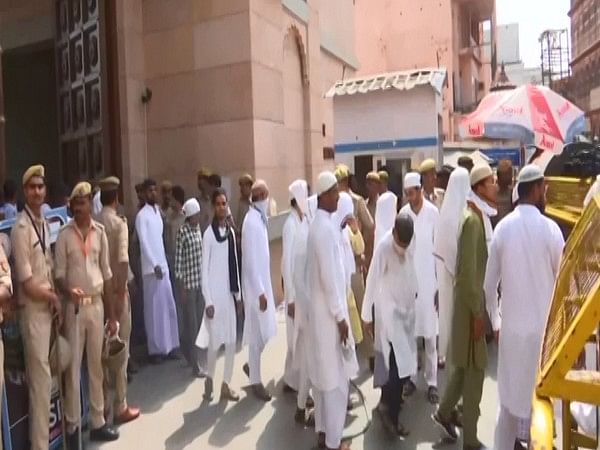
[355,0,454,139]
[355,0,495,141]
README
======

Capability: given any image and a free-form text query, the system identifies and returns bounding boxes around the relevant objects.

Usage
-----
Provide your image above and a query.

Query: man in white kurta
[196,188,241,402]
[307,172,358,450]
[484,165,564,450]
[281,180,313,422]
[374,188,398,249]
[135,179,180,361]
[241,180,277,401]
[362,215,417,437]
[399,172,440,403]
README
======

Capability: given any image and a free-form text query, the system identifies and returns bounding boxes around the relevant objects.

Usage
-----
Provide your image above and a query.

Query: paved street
[90,315,501,450]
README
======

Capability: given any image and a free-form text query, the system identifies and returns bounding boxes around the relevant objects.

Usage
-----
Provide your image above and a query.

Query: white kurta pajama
[241,208,277,385]
[281,209,309,391]
[281,207,311,409]
[307,209,358,450]
[196,225,240,385]
[135,204,180,356]
[362,231,418,383]
[374,191,397,248]
[484,204,564,450]
[399,200,439,387]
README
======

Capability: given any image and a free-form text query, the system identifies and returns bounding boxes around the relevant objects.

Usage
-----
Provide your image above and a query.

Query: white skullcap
[183,198,201,218]
[252,179,269,191]
[316,171,337,196]
[517,164,544,184]
[470,164,493,186]
[404,172,421,189]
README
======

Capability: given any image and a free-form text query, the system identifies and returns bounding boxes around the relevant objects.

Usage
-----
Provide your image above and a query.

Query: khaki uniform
[55,220,112,432]
[349,191,374,357]
[425,187,445,210]
[0,245,12,450]
[97,207,131,415]
[10,206,54,450]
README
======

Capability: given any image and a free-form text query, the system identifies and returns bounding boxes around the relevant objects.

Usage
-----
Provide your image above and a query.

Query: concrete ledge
[282,0,309,23]
[320,31,360,70]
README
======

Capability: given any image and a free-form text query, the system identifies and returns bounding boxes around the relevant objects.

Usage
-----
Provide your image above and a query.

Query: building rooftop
[325,68,447,98]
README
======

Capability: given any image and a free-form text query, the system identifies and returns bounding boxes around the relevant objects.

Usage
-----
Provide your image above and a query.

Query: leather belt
[80,295,102,306]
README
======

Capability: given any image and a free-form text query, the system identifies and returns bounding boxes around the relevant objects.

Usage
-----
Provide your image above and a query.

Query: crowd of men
[0,153,577,450]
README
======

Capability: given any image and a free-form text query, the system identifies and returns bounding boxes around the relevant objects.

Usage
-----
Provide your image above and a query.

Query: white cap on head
[517,164,544,184]
[183,198,201,218]
[404,172,421,189]
[470,164,493,187]
[316,171,337,196]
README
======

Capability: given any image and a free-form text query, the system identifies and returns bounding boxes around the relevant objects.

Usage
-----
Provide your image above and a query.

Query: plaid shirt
[174,222,202,290]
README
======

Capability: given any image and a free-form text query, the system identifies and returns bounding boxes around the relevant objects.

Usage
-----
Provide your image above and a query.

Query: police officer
[96,176,140,424]
[0,242,13,448]
[10,165,59,450]
[55,182,119,447]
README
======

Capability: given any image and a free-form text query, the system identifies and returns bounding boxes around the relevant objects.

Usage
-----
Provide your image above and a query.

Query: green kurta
[449,205,488,371]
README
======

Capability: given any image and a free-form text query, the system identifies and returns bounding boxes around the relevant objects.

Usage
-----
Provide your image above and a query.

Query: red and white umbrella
[459,84,587,153]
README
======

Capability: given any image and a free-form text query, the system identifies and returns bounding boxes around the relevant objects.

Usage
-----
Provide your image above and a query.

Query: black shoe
[283,383,297,394]
[89,424,120,442]
[464,442,488,450]
[66,430,85,450]
[431,411,458,441]
[403,380,416,397]
[167,350,182,360]
[148,355,163,365]
[127,359,139,374]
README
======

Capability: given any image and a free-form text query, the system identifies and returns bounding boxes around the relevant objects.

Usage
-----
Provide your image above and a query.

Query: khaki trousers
[64,299,105,432]
[20,301,53,450]
[104,294,131,415]
[351,272,373,357]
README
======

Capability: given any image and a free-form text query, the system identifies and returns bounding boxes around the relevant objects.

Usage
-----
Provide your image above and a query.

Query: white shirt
[400,200,439,338]
[374,191,397,247]
[306,209,358,391]
[135,203,169,275]
[196,225,239,350]
[484,204,564,418]
[362,232,418,378]
[241,208,277,347]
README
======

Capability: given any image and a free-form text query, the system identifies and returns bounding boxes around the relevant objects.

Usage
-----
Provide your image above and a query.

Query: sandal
[427,386,439,404]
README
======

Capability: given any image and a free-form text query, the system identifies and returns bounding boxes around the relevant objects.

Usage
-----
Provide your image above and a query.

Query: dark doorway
[354,154,373,198]
[2,42,60,199]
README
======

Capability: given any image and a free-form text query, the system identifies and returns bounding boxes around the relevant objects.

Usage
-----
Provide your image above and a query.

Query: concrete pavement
[90,317,501,450]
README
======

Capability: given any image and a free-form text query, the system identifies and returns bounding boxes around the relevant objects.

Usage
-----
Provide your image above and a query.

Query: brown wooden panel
[56,0,111,185]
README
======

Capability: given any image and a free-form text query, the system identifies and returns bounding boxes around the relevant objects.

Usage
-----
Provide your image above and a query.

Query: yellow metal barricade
[531,194,600,449]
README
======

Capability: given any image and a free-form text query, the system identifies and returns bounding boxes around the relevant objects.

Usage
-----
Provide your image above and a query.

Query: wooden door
[55,0,109,186]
